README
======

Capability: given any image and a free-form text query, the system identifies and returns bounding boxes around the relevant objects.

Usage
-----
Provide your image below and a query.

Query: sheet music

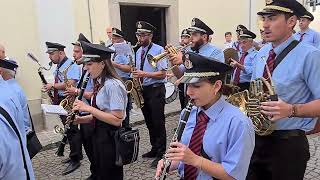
[41,104,68,115]
[113,42,132,56]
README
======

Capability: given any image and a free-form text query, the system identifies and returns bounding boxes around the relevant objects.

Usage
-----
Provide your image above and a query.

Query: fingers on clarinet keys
[155,159,164,178]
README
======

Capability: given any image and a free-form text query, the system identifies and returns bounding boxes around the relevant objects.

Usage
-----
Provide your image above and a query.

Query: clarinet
[38,69,55,101]
[156,100,194,180]
[55,72,90,156]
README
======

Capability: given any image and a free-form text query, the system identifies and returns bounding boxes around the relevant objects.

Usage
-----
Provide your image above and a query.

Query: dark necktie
[184,111,209,180]
[91,80,101,127]
[140,49,146,64]
[233,52,248,85]
[53,74,59,105]
[263,49,276,80]
[299,33,306,42]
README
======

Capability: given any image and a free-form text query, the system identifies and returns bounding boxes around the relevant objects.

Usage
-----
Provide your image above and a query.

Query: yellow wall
[0,0,42,100]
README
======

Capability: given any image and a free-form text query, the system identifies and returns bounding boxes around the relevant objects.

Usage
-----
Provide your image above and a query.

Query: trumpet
[147,43,191,68]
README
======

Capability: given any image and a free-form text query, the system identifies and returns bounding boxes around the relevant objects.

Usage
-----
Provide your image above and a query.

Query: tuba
[125,42,144,108]
[59,60,76,113]
[227,77,278,136]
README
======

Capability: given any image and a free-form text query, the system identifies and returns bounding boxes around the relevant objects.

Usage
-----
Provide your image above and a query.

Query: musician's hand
[166,142,201,167]
[155,159,164,178]
[73,115,84,125]
[166,72,174,79]
[65,86,78,96]
[168,52,183,65]
[73,99,92,113]
[230,59,239,67]
[132,70,147,78]
[43,83,54,92]
[260,98,293,121]
[174,77,183,86]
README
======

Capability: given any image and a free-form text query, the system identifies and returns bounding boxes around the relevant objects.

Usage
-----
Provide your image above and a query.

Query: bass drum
[165,82,178,104]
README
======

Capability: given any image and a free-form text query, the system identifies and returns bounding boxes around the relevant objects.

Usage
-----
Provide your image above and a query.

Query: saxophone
[156,100,193,180]
[125,42,144,108]
[227,77,278,136]
[59,60,76,113]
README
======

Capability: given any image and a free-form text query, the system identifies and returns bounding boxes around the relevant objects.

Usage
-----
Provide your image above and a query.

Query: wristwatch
[288,104,297,118]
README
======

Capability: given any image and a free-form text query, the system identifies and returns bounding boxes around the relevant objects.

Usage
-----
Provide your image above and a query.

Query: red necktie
[233,52,248,85]
[184,111,209,180]
[236,42,240,51]
[263,49,276,80]
[299,33,306,42]
[53,74,59,105]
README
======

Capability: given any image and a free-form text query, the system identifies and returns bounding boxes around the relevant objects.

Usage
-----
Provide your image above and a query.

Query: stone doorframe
[108,0,179,45]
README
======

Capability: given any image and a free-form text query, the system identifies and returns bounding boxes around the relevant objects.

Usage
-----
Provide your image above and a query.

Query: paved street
[32,114,320,180]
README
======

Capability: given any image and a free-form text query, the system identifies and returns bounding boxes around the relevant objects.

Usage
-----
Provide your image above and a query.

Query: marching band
[0,0,320,180]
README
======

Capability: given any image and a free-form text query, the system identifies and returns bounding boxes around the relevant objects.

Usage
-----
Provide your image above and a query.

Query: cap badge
[265,0,273,5]
[184,54,193,69]
[191,19,196,26]
[137,22,142,29]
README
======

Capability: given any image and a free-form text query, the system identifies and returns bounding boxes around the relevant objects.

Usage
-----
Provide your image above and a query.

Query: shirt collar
[299,28,311,35]
[198,95,226,122]
[243,47,255,55]
[273,36,295,55]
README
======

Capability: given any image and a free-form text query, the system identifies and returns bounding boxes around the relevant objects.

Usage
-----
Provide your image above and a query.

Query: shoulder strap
[0,106,30,180]
[27,105,35,131]
[274,40,299,69]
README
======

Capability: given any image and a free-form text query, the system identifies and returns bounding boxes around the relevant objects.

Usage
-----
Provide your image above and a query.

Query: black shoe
[142,151,157,158]
[61,157,71,164]
[151,157,162,168]
[62,161,80,175]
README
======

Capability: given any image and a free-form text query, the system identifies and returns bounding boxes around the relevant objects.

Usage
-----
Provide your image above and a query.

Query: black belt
[270,129,305,138]
[143,83,164,88]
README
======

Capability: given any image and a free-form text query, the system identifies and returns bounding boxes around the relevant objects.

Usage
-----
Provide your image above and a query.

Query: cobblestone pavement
[32,114,180,180]
[33,114,320,180]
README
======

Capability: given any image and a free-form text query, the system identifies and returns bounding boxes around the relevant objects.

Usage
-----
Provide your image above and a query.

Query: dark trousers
[246,130,310,180]
[141,83,166,157]
[80,123,95,177]
[92,121,123,180]
[178,84,188,110]
[67,124,83,162]
[238,82,250,92]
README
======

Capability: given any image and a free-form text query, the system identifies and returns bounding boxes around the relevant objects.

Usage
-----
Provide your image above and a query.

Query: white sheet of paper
[41,104,68,115]
[113,42,132,55]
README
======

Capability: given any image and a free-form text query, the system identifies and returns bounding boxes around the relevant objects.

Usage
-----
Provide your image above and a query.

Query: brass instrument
[125,42,144,108]
[147,43,192,68]
[227,77,278,136]
[59,60,76,113]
